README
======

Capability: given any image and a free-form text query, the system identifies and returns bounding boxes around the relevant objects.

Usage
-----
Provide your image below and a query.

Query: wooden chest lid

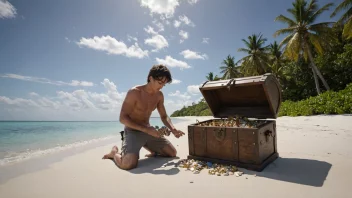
[199,73,282,119]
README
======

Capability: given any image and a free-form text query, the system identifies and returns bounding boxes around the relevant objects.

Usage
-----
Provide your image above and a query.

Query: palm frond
[308,22,335,34]
[238,48,250,53]
[278,33,294,48]
[309,2,334,24]
[309,34,323,55]
[343,17,352,39]
[337,7,352,24]
[331,0,352,18]
[273,27,297,37]
[241,38,251,49]
[283,32,301,61]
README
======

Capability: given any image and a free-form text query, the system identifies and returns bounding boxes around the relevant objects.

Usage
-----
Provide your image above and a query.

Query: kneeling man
[102,64,185,170]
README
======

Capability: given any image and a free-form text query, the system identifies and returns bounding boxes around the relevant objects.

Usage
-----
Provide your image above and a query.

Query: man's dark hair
[147,64,172,83]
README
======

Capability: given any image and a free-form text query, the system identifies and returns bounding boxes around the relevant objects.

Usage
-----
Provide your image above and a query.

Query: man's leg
[102,128,146,170]
[144,137,177,158]
[102,146,138,170]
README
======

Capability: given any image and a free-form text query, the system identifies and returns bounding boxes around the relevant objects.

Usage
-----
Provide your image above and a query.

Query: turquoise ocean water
[0,118,185,166]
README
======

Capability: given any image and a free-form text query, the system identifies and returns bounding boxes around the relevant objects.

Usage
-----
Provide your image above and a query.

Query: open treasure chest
[187,73,282,172]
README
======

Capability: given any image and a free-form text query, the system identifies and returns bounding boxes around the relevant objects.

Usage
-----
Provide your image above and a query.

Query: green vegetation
[170,0,352,117]
[279,82,352,116]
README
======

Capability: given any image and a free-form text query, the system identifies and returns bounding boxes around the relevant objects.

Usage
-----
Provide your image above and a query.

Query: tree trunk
[306,43,330,91]
[258,59,267,74]
[311,65,321,94]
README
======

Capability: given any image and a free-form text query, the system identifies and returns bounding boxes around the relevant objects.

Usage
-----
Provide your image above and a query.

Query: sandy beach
[0,115,352,198]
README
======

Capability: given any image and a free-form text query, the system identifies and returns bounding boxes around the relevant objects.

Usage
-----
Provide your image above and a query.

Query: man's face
[151,76,168,91]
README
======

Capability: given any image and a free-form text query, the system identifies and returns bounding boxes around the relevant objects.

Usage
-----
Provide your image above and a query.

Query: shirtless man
[102,64,185,170]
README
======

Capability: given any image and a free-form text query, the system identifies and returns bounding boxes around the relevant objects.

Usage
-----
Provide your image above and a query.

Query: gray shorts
[120,127,171,158]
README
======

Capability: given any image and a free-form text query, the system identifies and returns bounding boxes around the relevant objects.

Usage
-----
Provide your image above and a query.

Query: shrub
[278,83,352,116]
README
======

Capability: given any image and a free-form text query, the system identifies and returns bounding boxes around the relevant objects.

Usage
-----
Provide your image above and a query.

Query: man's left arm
[157,92,185,138]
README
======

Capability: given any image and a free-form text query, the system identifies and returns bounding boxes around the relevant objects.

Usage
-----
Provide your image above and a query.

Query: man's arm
[157,92,178,134]
[119,89,148,133]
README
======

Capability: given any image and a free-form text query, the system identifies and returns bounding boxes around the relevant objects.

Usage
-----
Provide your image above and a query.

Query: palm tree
[238,33,270,76]
[219,55,241,79]
[273,0,334,94]
[330,0,352,39]
[268,41,285,79]
[205,72,221,81]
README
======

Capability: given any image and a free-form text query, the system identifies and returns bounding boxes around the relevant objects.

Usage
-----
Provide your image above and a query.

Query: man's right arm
[119,89,149,133]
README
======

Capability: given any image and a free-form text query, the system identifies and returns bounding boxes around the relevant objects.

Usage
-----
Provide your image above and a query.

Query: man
[102,64,185,170]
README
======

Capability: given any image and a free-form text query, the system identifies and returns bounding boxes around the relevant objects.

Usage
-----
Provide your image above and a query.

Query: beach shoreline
[0,115,352,198]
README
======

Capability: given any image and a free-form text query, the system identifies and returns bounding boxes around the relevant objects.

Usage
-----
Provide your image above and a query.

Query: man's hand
[145,126,163,138]
[171,129,185,138]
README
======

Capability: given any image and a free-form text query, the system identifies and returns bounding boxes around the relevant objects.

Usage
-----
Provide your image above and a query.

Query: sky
[0,0,344,121]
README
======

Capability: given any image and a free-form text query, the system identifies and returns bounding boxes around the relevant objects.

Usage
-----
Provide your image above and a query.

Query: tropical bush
[278,82,352,116]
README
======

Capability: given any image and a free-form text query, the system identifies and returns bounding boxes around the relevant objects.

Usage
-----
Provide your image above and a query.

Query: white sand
[0,115,352,198]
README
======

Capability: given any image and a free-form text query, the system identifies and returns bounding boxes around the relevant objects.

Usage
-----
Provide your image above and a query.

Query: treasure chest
[187,73,282,171]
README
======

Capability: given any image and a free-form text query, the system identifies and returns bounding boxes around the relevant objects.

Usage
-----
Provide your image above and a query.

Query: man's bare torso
[127,85,161,127]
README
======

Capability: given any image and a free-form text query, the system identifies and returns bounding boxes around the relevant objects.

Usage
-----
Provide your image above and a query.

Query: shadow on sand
[245,157,332,187]
[127,156,181,175]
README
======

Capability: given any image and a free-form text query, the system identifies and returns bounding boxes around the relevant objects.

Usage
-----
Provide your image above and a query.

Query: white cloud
[187,0,199,5]
[0,78,127,120]
[179,15,195,27]
[168,90,191,100]
[180,49,208,60]
[171,79,181,84]
[100,78,125,100]
[144,26,158,35]
[70,80,94,87]
[77,35,148,59]
[202,37,209,44]
[144,26,169,51]
[0,74,94,87]
[195,96,204,103]
[127,35,138,42]
[179,30,188,43]
[0,96,39,108]
[152,20,165,32]
[145,35,169,52]
[0,0,17,19]
[36,97,61,109]
[29,92,39,97]
[187,84,201,95]
[139,0,180,18]
[162,99,194,116]
[174,20,181,28]
[156,56,191,70]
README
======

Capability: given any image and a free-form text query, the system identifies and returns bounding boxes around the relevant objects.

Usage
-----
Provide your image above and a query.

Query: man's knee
[168,146,177,157]
[163,144,177,157]
[121,162,137,170]
[120,153,138,170]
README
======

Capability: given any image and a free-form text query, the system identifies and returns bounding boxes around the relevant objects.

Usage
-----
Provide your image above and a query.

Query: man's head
[147,64,172,91]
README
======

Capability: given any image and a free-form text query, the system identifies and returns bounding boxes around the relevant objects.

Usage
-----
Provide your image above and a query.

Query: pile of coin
[154,125,171,137]
[196,116,266,128]
[177,159,244,176]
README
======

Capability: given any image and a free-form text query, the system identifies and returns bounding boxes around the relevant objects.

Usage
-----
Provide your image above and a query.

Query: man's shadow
[128,156,181,175]
[117,131,182,175]
[245,157,332,187]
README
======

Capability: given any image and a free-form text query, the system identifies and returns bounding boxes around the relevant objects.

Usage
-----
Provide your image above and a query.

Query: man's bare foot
[102,146,118,159]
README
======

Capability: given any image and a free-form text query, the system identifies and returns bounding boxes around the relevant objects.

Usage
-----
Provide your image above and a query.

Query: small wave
[0,135,118,166]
